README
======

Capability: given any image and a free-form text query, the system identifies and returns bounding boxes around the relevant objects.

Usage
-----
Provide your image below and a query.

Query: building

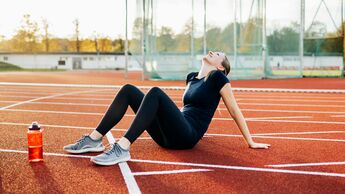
[0,52,142,70]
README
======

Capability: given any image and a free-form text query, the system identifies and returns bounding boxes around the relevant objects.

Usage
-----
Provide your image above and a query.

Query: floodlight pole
[141,0,146,81]
[203,0,207,55]
[125,0,129,79]
[300,0,305,78]
[262,0,268,78]
[191,0,195,70]
[342,0,345,77]
[233,0,237,68]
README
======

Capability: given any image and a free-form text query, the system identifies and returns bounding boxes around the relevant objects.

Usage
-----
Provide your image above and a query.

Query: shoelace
[105,143,122,157]
[74,135,87,147]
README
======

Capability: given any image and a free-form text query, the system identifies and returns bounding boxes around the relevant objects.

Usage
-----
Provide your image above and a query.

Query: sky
[0,0,343,40]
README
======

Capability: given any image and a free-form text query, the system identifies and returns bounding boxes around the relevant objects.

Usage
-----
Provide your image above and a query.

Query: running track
[0,71,344,193]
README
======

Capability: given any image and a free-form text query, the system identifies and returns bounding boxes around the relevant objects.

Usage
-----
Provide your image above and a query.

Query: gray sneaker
[90,143,130,166]
[63,135,105,154]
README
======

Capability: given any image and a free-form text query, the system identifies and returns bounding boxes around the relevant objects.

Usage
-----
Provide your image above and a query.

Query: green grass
[0,61,22,71]
[271,70,342,77]
[0,61,65,72]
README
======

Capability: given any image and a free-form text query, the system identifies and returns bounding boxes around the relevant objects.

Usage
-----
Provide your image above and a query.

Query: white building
[0,52,142,70]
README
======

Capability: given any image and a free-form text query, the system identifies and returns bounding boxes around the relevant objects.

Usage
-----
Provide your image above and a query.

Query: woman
[64,51,271,166]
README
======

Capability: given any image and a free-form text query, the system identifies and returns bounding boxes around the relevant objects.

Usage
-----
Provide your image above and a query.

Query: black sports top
[181,70,230,139]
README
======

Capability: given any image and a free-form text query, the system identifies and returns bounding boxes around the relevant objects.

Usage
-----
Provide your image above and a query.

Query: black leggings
[95,84,198,149]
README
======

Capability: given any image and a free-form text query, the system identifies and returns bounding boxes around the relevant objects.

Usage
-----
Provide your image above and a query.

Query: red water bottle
[27,121,43,162]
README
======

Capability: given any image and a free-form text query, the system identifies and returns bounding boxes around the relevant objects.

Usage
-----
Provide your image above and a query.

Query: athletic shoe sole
[63,146,105,154]
[90,155,131,166]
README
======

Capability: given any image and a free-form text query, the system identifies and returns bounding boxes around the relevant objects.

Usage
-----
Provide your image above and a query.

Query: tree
[132,18,143,40]
[113,38,124,52]
[238,18,263,53]
[10,14,40,52]
[220,23,239,53]
[206,26,222,52]
[42,18,50,52]
[157,26,175,52]
[175,18,192,52]
[267,23,299,55]
[81,38,97,52]
[305,21,327,38]
[0,35,8,51]
[73,19,81,52]
[130,17,143,53]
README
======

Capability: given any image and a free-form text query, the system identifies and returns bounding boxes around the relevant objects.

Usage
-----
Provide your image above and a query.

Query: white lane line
[237,98,345,103]
[118,162,141,194]
[105,132,141,194]
[2,86,345,98]
[330,115,345,118]
[245,116,312,120]
[0,95,113,101]
[4,91,345,104]
[3,92,345,108]
[0,122,127,132]
[238,102,345,108]
[237,108,345,115]
[0,148,93,159]
[0,91,60,95]
[2,99,345,109]
[2,148,345,178]
[0,82,172,90]
[235,95,345,100]
[214,117,345,125]
[255,135,345,142]
[0,87,84,92]
[130,159,345,178]
[0,88,110,110]
[2,100,345,115]
[2,121,344,142]
[1,95,343,115]
[1,82,345,93]
[245,119,345,125]
[0,100,109,107]
[0,109,304,120]
[3,88,345,101]
[253,131,345,136]
[205,133,345,142]
[4,94,345,104]
[3,109,105,115]
[266,161,345,168]
[214,116,312,121]
[2,109,344,125]
[233,88,345,93]
[131,169,213,176]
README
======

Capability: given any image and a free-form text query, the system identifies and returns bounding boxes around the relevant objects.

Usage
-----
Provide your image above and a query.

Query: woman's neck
[197,60,216,79]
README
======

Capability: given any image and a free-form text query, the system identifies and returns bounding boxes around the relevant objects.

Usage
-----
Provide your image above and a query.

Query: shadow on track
[30,162,63,193]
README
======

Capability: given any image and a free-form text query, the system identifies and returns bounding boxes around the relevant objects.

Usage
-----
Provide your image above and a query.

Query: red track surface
[0,71,345,193]
[0,70,344,89]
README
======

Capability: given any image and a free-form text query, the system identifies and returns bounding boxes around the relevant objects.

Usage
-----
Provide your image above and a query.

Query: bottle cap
[29,121,41,130]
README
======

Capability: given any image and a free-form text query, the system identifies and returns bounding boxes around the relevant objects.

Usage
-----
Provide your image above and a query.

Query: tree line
[0,14,125,53]
[0,15,343,56]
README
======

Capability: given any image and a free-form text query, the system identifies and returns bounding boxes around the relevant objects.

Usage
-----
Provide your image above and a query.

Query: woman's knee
[147,87,163,96]
[117,84,142,102]
[119,84,141,95]
[121,84,135,91]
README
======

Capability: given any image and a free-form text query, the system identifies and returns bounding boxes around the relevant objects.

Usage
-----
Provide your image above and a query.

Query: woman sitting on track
[63,51,271,166]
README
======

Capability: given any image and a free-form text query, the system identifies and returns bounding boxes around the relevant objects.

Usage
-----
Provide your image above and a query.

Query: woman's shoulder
[186,72,198,84]
[208,70,230,91]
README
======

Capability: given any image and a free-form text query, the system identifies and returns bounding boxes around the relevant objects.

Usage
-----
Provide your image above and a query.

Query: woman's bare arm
[220,83,270,149]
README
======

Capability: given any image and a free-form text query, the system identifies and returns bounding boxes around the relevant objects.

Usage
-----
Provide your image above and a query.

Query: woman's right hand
[249,142,271,149]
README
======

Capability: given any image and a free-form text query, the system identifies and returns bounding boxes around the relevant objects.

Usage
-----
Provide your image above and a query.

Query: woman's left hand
[249,142,271,149]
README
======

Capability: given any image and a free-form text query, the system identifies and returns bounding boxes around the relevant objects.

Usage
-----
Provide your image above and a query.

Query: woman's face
[203,51,225,71]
